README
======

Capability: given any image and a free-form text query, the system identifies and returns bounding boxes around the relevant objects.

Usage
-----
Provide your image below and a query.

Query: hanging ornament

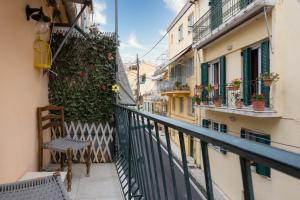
[112,84,120,93]
[33,36,52,69]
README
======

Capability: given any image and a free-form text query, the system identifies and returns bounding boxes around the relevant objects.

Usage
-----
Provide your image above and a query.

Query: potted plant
[227,78,242,90]
[201,97,209,106]
[213,94,222,107]
[193,95,201,105]
[251,94,265,111]
[174,81,181,90]
[182,84,190,90]
[258,72,279,87]
[234,92,243,109]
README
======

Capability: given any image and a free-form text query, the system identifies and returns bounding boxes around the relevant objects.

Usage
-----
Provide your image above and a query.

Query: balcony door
[209,61,220,96]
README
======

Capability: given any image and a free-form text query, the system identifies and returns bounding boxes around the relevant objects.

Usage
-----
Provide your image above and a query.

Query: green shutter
[242,48,252,106]
[220,56,226,105]
[261,40,270,107]
[256,134,271,177]
[240,0,254,10]
[201,63,209,98]
[211,0,223,30]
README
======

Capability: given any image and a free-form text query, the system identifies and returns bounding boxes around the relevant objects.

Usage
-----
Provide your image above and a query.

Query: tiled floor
[68,163,124,200]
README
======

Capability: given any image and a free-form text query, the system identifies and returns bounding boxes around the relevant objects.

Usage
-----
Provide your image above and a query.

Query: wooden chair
[37,105,92,192]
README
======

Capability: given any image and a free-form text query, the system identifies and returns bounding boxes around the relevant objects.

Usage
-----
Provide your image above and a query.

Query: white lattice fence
[51,121,115,163]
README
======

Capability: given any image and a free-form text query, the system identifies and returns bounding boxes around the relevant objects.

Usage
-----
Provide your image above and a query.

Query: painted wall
[0,0,50,183]
[194,0,300,199]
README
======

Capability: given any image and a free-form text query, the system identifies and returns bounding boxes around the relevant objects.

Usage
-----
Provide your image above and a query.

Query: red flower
[101,84,107,92]
[79,72,87,78]
[107,53,114,61]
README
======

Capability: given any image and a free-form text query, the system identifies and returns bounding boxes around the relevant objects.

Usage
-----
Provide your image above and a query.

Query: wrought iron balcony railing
[193,0,255,45]
[114,105,300,200]
[159,80,191,94]
[195,79,277,116]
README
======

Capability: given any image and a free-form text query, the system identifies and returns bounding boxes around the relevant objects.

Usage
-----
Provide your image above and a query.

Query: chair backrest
[37,105,65,144]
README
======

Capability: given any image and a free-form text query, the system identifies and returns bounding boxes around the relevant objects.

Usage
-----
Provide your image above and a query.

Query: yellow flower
[112,84,120,93]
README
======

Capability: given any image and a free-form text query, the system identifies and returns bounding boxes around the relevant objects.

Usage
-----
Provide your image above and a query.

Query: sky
[93,0,186,65]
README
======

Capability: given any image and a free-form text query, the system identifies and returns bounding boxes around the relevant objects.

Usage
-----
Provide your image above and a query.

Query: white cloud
[163,0,186,14]
[158,29,167,36]
[93,2,107,25]
[127,33,145,49]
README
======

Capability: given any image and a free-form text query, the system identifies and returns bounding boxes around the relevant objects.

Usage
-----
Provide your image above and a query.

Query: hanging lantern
[33,36,52,69]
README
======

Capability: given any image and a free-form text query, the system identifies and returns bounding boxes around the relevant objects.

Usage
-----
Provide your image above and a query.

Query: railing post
[127,110,132,200]
[164,126,179,200]
[240,157,254,200]
[201,141,214,200]
[178,132,193,200]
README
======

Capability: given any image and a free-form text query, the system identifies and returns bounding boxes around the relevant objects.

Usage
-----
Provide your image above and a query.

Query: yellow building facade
[191,0,300,199]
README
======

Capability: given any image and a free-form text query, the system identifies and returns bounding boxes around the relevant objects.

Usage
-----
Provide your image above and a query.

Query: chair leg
[60,152,65,170]
[86,141,92,177]
[38,148,43,171]
[67,149,73,192]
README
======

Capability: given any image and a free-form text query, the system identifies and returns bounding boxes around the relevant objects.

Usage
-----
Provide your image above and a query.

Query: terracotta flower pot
[202,101,209,106]
[263,79,273,87]
[214,100,222,107]
[235,100,243,109]
[227,85,240,91]
[252,100,265,111]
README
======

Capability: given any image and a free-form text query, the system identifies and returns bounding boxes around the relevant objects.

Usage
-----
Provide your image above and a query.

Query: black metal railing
[114,105,300,200]
[193,0,254,44]
[197,79,272,110]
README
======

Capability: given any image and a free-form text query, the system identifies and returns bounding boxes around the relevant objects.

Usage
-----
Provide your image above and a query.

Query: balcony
[192,0,276,49]
[115,105,300,199]
[194,80,280,118]
[159,80,191,96]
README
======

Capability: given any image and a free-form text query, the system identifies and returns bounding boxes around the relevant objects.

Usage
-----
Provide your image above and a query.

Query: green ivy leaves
[49,31,117,123]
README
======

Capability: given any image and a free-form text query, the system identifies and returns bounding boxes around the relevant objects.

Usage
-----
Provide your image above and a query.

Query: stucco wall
[0,0,49,183]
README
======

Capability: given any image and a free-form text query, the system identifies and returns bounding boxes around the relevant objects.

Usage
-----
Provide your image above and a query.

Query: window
[241,129,271,177]
[187,58,194,77]
[140,74,146,84]
[208,61,220,96]
[172,97,176,111]
[178,24,183,42]
[188,97,195,115]
[188,13,194,34]
[170,34,174,44]
[242,40,270,106]
[180,97,184,113]
[202,119,227,154]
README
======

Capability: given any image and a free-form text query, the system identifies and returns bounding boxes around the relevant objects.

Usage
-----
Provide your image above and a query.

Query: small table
[20,172,67,182]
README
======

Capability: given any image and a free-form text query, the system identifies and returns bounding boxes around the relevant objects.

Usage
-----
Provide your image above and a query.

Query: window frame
[179,97,184,113]
[178,24,184,42]
[172,97,176,111]
[187,13,194,34]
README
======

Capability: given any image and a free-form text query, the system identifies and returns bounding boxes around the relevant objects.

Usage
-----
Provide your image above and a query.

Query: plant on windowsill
[174,81,181,90]
[181,83,190,91]
[200,97,209,106]
[234,92,243,109]
[251,94,265,111]
[213,94,222,107]
[227,78,242,90]
[206,83,213,94]
[193,95,201,105]
[258,72,279,87]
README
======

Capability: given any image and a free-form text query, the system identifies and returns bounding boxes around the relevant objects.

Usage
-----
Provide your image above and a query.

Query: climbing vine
[48,28,117,123]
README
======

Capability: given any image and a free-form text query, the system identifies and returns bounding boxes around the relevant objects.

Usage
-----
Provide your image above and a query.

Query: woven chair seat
[0,175,70,200]
[43,137,90,152]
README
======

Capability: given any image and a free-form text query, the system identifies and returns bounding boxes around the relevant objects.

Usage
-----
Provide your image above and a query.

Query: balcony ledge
[161,90,191,96]
[195,104,280,118]
[193,0,276,50]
